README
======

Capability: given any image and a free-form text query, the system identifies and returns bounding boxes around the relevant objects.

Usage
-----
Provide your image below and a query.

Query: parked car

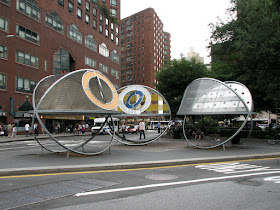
[126,125,139,134]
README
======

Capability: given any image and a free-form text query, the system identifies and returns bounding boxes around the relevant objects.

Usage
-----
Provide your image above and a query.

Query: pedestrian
[57,123,60,134]
[11,124,17,138]
[82,125,85,134]
[7,123,12,137]
[78,124,82,134]
[121,122,126,139]
[85,123,89,132]
[34,122,38,136]
[158,121,161,134]
[0,123,4,136]
[25,123,30,136]
[139,119,145,139]
[55,123,59,134]
[69,124,73,134]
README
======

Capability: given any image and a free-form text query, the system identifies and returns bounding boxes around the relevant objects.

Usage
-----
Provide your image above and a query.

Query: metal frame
[31,69,119,155]
[113,85,172,146]
[178,78,254,149]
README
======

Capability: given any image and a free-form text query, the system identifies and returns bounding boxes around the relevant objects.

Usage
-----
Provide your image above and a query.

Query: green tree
[156,58,208,115]
[210,0,280,113]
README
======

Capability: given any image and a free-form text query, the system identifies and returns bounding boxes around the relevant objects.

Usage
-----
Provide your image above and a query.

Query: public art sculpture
[32,69,120,155]
[114,85,172,145]
[177,78,254,149]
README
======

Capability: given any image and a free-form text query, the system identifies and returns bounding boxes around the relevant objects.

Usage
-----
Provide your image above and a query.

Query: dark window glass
[58,0,64,6]
[53,48,70,75]
[68,1,73,13]
[0,73,6,90]
[0,45,7,59]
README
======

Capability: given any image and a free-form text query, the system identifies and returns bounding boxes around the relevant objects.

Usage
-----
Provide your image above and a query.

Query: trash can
[173,126,181,139]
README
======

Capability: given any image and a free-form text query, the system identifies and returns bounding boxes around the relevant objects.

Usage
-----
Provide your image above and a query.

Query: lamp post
[0,34,14,40]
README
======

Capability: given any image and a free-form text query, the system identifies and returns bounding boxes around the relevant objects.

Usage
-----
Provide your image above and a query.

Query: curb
[1,153,280,177]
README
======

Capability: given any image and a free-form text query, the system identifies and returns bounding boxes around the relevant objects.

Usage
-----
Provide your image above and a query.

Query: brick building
[0,0,121,131]
[120,8,171,88]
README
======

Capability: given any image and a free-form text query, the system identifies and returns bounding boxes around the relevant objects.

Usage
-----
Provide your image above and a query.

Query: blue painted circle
[125,91,144,109]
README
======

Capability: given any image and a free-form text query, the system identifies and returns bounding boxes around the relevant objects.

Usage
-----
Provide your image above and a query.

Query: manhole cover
[145,174,178,181]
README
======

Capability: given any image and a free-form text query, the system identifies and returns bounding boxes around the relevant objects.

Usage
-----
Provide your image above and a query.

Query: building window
[110,8,117,17]
[85,56,96,68]
[67,24,82,44]
[45,11,64,34]
[92,19,96,29]
[111,69,119,78]
[85,14,90,24]
[99,13,103,22]
[99,63,108,74]
[110,0,117,7]
[86,1,90,11]
[111,23,114,30]
[16,24,40,44]
[0,16,8,32]
[116,37,119,45]
[17,0,41,21]
[85,35,97,52]
[16,50,39,68]
[68,1,73,13]
[105,29,109,37]
[58,0,64,6]
[0,45,7,59]
[102,0,106,3]
[53,48,70,75]
[99,24,103,34]
[116,26,119,35]
[16,77,37,93]
[44,60,47,71]
[0,0,10,5]
[99,43,109,58]
[77,7,82,19]
[77,0,82,5]
[111,50,119,64]
[111,33,114,41]
[0,73,6,90]
[105,18,109,26]
[92,7,97,17]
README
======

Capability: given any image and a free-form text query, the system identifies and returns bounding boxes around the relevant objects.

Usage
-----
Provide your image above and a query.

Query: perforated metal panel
[177,78,253,115]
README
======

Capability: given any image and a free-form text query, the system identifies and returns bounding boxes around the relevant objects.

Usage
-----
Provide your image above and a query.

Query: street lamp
[0,34,14,40]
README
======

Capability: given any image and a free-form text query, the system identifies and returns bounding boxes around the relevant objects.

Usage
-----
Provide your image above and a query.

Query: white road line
[75,170,280,197]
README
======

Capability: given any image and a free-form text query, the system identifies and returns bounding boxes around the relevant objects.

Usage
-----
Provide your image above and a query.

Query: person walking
[34,123,38,136]
[25,123,30,136]
[139,119,145,139]
[158,121,161,134]
[11,124,17,138]
[7,123,12,137]
[121,122,126,139]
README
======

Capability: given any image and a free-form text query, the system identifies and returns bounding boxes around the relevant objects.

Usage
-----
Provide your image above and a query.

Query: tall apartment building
[0,0,121,129]
[120,8,171,88]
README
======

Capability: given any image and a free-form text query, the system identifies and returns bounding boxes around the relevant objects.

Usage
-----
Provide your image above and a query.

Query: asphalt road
[1,158,280,209]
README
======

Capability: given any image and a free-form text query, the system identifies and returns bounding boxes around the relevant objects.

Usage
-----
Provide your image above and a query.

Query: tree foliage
[156,58,208,115]
[210,0,280,113]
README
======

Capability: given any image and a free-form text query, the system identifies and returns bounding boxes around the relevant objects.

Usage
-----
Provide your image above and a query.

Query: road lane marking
[1,157,280,179]
[264,176,280,184]
[196,162,280,174]
[75,170,280,197]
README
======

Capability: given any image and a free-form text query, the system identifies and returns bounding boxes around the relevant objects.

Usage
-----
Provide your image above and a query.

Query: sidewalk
[0,133,280,176]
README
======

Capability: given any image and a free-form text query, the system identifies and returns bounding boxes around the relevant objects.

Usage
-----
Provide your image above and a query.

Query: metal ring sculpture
[177,78,254,149]
[31,69,120,155]
[113,85,172,145]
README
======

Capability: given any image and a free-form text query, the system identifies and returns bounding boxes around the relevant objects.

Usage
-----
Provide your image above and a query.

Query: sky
[121,0,232,64]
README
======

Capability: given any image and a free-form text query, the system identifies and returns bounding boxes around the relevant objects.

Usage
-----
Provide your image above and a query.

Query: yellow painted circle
[82,71,118,110]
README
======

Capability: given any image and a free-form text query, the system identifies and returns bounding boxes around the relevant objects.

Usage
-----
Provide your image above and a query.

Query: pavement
[0,133,280,177]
